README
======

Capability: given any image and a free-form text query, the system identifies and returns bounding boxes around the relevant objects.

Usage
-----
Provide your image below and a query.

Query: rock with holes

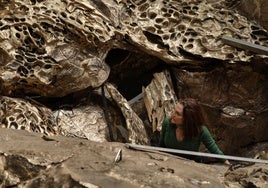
[0,0,112,97]
[0,96,59,136]
[0,0,267,97]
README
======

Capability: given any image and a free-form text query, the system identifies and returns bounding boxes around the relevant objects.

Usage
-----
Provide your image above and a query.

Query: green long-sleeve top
[159,117,225,162]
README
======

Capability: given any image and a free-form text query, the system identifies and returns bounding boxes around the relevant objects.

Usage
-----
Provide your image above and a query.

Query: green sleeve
[201,126,226,162]
[159,117,169,147]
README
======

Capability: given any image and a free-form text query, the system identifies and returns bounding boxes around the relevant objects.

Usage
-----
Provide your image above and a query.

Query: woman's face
[171,103,183,125]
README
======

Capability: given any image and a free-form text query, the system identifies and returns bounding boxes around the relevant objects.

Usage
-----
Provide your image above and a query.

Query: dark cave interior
[105,48,167,100]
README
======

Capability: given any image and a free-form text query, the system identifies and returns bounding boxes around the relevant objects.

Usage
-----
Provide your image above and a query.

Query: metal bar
[128,93,144,105]
[126,144,268,164]
[221,36,268,56]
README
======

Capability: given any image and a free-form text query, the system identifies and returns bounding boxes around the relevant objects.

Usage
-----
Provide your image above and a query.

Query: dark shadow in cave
[105,48,167,100]
[105,48,130,67]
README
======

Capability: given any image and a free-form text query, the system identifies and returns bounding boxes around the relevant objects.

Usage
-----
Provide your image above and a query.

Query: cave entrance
[105,48,166,101]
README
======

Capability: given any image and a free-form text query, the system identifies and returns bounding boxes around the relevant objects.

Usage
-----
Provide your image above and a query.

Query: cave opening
[105,48,130,67]
[105,48,166,100]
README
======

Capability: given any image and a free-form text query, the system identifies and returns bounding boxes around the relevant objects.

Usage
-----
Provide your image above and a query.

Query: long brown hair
[179,98,207,139]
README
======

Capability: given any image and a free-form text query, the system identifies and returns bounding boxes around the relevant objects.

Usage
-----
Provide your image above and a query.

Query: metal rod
[128,93,144,105]
[221,36,268,56]
[126,144,268,164]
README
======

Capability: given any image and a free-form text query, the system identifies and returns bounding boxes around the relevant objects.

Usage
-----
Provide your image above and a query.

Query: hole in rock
[105,48,129,67]
[105,48,165,100]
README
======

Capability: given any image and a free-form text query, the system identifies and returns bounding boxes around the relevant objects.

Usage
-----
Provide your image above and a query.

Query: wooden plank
[221,36,268,56]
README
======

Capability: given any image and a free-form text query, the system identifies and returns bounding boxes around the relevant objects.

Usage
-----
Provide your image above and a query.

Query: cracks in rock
[176,47,226,72]
[0,149,77,187]
[48,153,74,167]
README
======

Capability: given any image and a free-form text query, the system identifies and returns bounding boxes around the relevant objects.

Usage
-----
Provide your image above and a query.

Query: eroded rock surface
[105,83,149,145]
[0,0,267,97]
[143,70,177,132]
[54,103,108,142]
[0,1,268,185]
[224,163,268,188]
[0,0,112,97]
[0,96,59,136]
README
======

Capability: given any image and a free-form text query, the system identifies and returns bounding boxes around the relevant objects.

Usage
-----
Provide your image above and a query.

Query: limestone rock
[54,104,108,142]
[143,70,177,132]
[105,83,149,145]
[0,0,267,97]
[0,96,59,136]
[0,1,267,182]
[119,0,268,62]
[0,0,112,97]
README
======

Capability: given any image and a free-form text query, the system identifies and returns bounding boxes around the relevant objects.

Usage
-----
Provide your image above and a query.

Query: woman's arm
[201,126,226,163]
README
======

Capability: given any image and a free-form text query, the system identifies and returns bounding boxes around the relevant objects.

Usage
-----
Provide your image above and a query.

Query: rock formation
[0,96,59,136]
[0,128,267,188]
[0,0,267,186]
[0,0,267,96]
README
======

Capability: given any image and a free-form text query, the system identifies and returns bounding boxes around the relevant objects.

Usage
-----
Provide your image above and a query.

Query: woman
[159,98,230,165]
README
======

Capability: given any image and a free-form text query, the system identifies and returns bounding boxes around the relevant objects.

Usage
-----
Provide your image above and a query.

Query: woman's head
[170,102,183,125]
[171,98,206,138]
